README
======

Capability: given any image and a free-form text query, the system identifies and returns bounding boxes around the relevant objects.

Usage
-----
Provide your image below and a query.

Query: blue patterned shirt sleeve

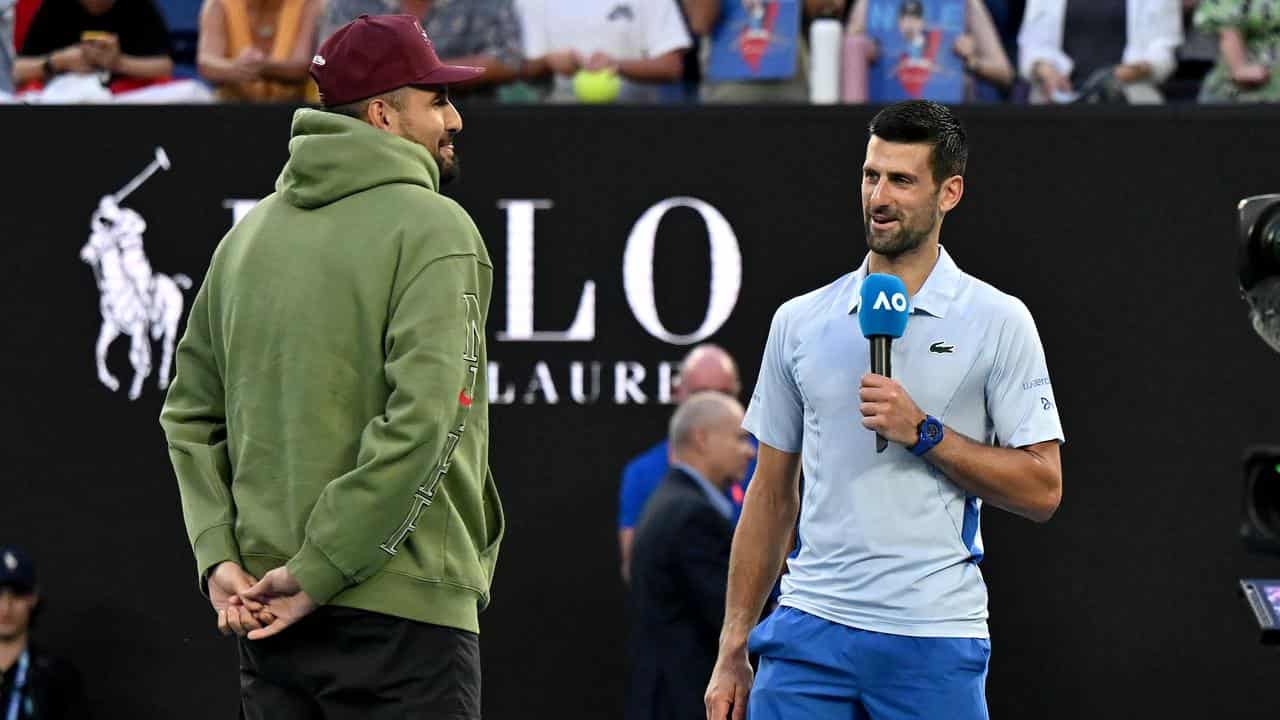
[427,0,523,69]
[319,0,397,47]
[480,0,524,69]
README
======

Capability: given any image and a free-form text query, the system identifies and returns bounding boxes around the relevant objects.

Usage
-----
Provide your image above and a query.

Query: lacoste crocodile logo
[929,342,955,354]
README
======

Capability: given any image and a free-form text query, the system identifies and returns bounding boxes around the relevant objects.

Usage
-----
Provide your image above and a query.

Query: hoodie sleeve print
[285,252,485,605]
[161,277,242,592]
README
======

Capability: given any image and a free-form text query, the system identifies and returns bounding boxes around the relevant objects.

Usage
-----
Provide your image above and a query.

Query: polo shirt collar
[847,245,962,319]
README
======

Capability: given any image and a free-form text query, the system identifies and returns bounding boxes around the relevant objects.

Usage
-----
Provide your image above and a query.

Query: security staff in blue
[704,100,1065,720]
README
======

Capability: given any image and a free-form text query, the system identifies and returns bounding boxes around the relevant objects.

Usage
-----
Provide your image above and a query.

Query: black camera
[1236,198,1280,560]
[1239,195,1280,356]
[1241,447,1280,555]
[1239,194,1280,294]
[1237,197,1280,643]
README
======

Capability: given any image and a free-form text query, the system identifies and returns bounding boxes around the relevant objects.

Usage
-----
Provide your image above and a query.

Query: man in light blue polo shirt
[705,100,1065,720]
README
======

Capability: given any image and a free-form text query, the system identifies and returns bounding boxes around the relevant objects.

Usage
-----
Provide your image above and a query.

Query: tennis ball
[573,69,621,104]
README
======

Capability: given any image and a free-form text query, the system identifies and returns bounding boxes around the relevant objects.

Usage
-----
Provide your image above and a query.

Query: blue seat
[154,0,201,33]
[154,0,202,67]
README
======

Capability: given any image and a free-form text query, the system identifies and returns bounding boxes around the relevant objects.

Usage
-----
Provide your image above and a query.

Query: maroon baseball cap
[310,14,484,107]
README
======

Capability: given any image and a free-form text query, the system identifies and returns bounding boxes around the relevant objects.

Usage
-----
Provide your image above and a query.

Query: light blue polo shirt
[743,246,1064,639]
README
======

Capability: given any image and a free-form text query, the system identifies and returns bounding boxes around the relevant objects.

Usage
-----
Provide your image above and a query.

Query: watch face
[924,421,942,441]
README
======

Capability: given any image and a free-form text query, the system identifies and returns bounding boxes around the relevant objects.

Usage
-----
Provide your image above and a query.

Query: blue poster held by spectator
[867,0,966,102]
[706,0,800,81]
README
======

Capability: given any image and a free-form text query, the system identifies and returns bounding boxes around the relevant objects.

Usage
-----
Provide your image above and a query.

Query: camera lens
[1246,456,1280,547]
[1259,208,1280,267]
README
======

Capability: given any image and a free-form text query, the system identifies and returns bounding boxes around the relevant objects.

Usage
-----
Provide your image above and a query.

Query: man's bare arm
[112,55,174,79]
[860,373,1063,523]
[617,49,685,82]
[721,444,800,647]
[443,53,520,87]
[705,443,801,720]
[682,0,721,36]
[926,435,1062,523]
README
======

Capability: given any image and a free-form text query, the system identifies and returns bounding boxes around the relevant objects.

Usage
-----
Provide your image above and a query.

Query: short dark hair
[327,87,408,121]
[868,100,967,186]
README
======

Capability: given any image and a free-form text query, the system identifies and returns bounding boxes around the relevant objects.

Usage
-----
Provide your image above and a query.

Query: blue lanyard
[5,649,29,720]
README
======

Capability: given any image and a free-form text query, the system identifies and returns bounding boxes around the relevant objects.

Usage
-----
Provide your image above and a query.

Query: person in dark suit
[626,392,757,720]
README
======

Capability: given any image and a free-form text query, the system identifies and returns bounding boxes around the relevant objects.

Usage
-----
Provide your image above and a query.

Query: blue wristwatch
[910,415,944,456]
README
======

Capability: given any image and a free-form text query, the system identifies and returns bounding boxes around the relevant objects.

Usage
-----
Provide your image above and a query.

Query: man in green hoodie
[160,14,503,719]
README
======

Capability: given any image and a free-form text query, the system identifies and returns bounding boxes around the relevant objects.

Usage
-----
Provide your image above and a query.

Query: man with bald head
[625,393,756,720]
[618,344,755,583]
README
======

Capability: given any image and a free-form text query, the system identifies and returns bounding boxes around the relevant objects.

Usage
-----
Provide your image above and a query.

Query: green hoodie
[160,109,503,634]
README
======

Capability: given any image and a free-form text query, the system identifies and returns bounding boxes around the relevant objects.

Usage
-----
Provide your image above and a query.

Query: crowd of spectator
[0,0,1276,104]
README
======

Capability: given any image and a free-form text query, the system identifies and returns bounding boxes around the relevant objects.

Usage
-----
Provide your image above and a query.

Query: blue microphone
[858,273,910,453]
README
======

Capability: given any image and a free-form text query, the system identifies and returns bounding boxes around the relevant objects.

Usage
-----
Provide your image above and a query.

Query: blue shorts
[747,606,990,720]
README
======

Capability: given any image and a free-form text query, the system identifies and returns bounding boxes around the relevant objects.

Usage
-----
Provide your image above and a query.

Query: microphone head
[858,273,910,338]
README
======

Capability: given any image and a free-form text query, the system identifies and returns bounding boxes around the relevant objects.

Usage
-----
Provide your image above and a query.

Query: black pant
[238,606,481,719]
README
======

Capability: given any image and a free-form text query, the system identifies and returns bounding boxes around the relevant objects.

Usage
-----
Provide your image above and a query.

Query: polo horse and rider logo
[79,147,192,401]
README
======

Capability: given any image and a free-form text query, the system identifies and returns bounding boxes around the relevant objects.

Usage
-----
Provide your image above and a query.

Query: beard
[438,155,460,185]
[396,125,460,185]
[863,204,938,258]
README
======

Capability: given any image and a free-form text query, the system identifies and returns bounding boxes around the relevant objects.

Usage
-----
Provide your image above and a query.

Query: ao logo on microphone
[871,290,908,313]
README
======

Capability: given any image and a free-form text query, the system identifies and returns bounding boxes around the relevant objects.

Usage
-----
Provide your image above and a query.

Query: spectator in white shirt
[517,0,692,103]
[1018,0,1182,103]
